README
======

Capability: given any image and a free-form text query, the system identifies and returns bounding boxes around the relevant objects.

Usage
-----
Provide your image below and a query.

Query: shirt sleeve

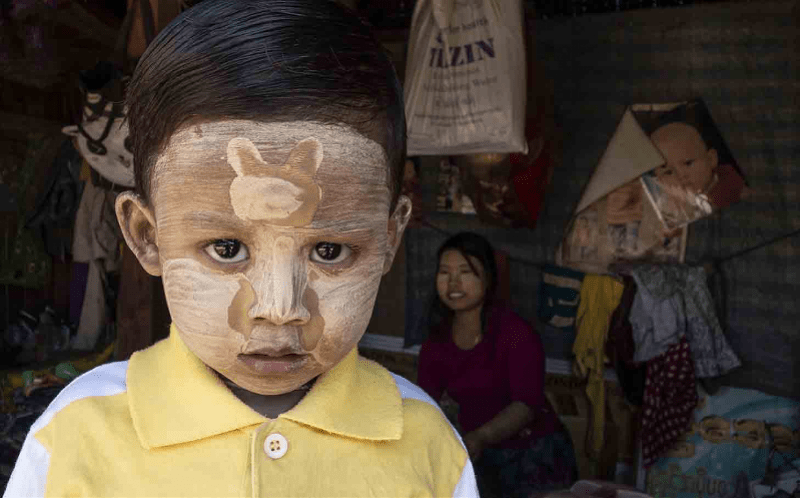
[390,373,478,498]
[3,425,50,498]
[417,342,446,402]
[452,458,479,498]
[501,314,547,409]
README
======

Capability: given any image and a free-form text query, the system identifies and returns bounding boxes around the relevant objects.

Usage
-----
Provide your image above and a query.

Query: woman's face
[436,249,487,313]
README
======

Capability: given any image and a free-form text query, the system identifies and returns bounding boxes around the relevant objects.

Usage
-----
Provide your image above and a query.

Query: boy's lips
[240,341,304,356]
[237,353,309,374]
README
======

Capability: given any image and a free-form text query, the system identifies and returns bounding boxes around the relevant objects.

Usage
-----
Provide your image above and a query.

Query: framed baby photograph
[557,99,746,274]
[635,99,747,232]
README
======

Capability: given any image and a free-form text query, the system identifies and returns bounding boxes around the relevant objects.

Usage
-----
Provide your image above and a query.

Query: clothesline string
[714,226,800,264]
[420,220,800,271]
[419,220,548,268]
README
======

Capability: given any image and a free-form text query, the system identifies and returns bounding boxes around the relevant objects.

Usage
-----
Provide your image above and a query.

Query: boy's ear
[383,195,412,274]
[115,191,162,276]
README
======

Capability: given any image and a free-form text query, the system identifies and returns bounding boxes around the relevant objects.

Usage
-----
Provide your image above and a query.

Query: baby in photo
[644,102,746,231]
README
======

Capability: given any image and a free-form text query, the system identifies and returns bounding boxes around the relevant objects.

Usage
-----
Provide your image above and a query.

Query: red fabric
[511,148,551,226]
[509,115,553,228]
[641,336,698,467]
[707,163,745,210]
[417,306,559,449]
[493,250,511,304]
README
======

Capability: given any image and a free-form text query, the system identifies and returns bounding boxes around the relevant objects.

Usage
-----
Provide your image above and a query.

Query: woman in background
[417,232,578,498]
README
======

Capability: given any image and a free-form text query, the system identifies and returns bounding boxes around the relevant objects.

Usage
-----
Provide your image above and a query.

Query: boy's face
[651,122,718,195]
[116,121,410,395]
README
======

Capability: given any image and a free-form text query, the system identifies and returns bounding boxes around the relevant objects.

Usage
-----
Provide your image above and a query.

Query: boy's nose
[246,237,311,326]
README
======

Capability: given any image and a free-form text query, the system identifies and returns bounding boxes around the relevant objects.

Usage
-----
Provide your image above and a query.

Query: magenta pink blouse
[417,306,559,449]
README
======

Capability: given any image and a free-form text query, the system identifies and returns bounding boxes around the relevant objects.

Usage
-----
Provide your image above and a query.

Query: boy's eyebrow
[182,211,248,229]
[181,211,381,238]
[305,215,386,234]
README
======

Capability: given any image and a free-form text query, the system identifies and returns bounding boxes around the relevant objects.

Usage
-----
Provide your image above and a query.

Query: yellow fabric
[79,159,91,181]
[35,325,468,497]
[572,274,623,458]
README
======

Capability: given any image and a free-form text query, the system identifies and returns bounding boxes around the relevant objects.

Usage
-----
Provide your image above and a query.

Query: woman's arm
[464,401,533,459]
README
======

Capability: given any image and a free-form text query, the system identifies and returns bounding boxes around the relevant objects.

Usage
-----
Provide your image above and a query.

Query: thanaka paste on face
[163,253,379,394]
[227,137,322,224]
[246,236,309,324]
[228,278,254,334]
[161,258,245,370]
[151,121,395,396]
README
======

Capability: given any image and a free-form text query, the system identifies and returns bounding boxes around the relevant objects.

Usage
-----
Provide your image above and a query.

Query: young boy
[4,1,477,496]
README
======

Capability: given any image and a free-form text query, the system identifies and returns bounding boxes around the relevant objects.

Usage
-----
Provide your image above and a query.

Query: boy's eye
[205,239,249,263]
[311,242,351,264]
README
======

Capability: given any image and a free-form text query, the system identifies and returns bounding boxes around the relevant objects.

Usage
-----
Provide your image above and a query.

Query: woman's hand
[464,402,534,461]
[463,430,488,461]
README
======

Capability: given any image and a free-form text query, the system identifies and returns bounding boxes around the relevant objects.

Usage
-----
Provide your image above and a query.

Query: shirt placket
[249,420,290,498]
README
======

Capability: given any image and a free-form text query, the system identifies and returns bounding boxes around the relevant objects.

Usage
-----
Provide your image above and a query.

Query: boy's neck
[221,376,316,419]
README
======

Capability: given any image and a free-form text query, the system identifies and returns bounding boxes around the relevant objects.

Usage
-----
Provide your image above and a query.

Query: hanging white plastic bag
[404,0,528,156]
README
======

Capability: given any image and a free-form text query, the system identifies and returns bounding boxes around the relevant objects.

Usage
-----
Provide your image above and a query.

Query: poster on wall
[644,386,800,498]
[636,100,747,232]
[402,158,426,228]
[436,157,477,214]
[559,184,689,275]
[557,99,747,274]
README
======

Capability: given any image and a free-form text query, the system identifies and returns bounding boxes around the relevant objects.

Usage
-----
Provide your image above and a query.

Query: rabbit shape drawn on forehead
[227,137,323,226]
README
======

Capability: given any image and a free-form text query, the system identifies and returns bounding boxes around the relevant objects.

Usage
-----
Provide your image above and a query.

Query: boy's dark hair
[126,0,406,210]
[427,232,499,342]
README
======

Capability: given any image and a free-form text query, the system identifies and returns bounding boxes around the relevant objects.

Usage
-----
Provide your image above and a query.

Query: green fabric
[55,363,79,381]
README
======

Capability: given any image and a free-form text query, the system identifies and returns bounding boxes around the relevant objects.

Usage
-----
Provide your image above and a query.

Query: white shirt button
[264,433,288,459]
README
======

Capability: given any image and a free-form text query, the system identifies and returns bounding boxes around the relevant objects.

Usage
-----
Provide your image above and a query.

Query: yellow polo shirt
[5,327,477,497]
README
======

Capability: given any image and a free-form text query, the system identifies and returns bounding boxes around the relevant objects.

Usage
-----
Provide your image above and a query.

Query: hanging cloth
[71,178,121,350]
[573,274,624,458]
[682,267,741,378]
[640,336,698,467]
[605,275,646,406]
[629,264,740,377]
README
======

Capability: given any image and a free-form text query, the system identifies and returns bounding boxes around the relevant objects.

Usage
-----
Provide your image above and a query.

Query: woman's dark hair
[126,0,406,210]
[427,232,498,342]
